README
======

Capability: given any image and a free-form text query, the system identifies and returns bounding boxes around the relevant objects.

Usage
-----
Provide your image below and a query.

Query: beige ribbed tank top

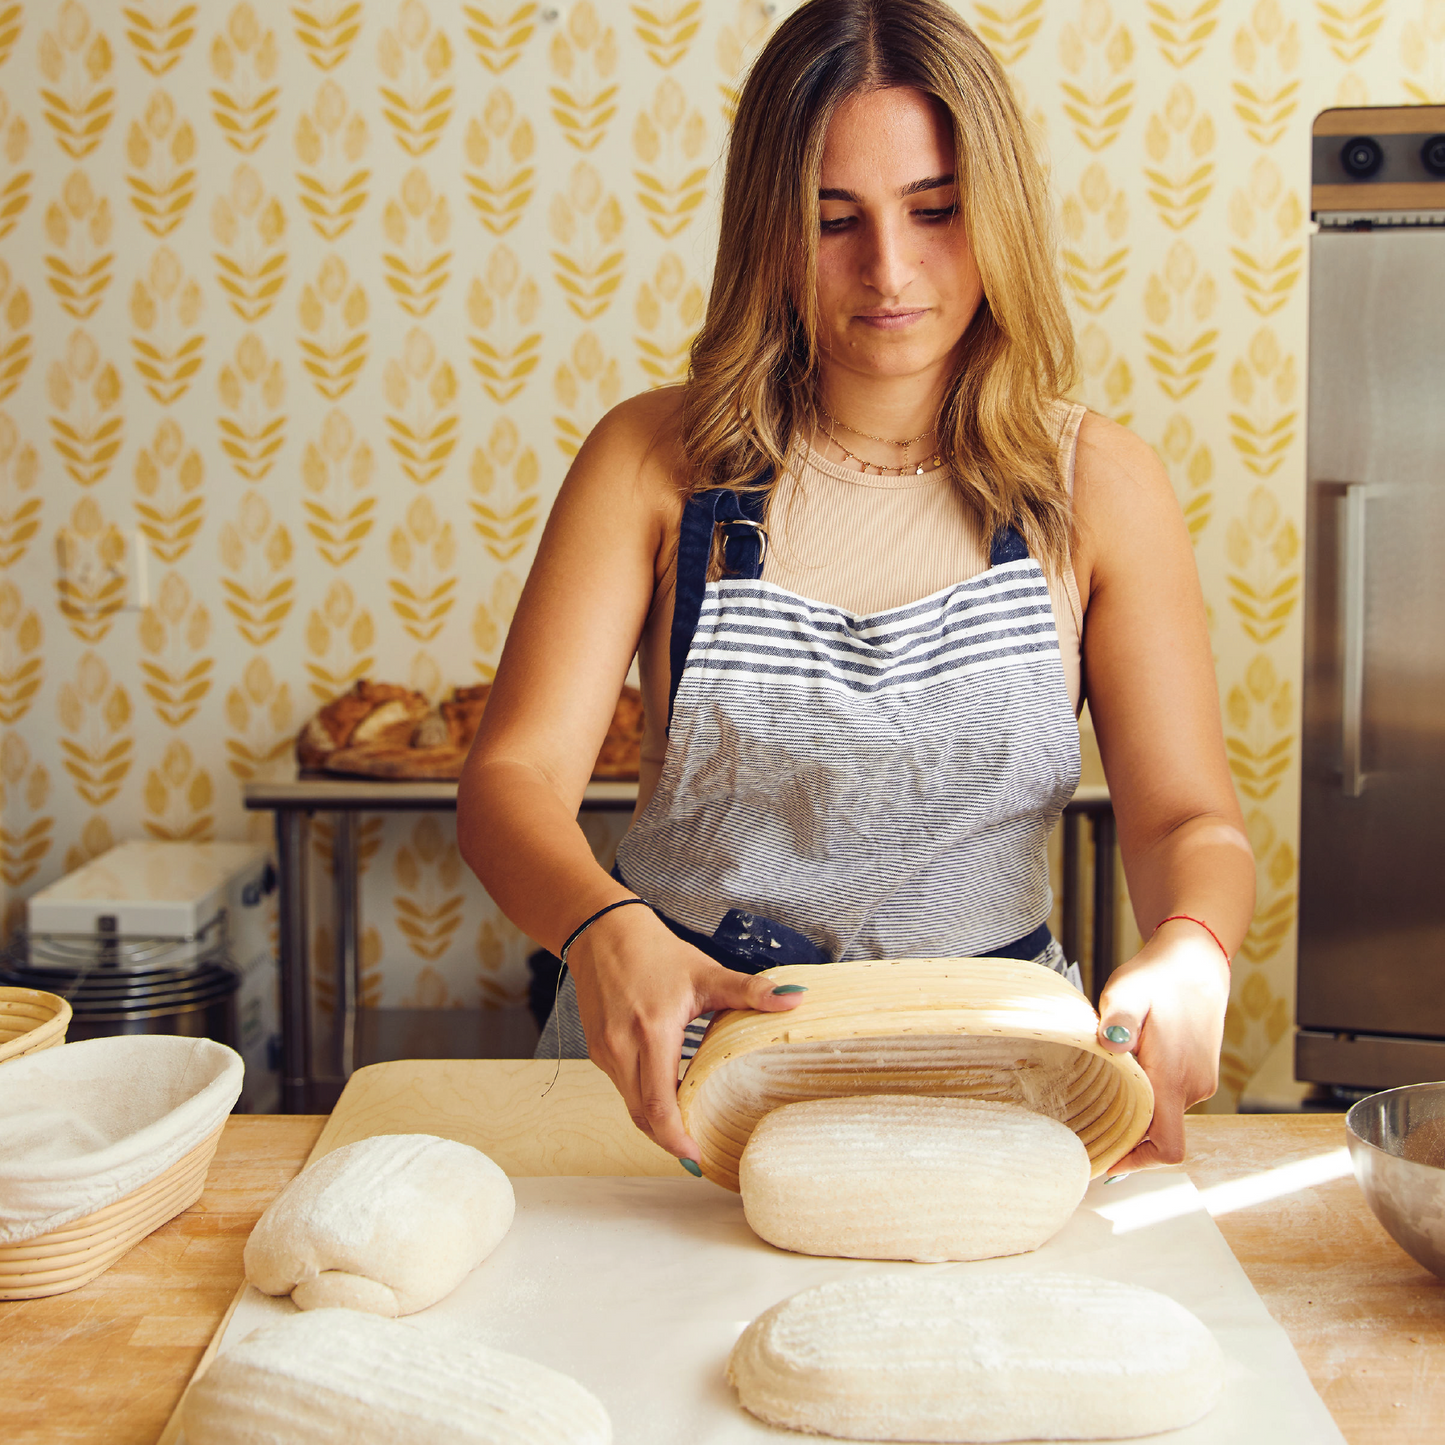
[760,401,1085,712]
[634,403,1085,776]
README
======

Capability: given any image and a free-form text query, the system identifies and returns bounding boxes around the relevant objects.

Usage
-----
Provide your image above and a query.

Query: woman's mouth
[854,308,928,330]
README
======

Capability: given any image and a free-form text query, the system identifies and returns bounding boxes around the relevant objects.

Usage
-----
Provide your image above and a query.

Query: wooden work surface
[1,1061,1442,1445]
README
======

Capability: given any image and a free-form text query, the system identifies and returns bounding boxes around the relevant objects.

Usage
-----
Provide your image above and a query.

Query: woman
[457,0,1254,1175]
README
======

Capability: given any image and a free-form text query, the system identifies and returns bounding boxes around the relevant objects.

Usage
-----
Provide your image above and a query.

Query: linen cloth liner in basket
[0,1034,243,1245]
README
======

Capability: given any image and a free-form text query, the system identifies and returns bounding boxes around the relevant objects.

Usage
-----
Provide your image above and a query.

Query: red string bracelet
[1154,914,1231,969]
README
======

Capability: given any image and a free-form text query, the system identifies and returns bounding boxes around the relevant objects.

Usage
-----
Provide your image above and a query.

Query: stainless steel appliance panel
[1300,228,1445,1049]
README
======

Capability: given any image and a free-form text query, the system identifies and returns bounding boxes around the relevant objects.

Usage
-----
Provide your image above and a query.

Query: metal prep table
[244,761,1116,1112]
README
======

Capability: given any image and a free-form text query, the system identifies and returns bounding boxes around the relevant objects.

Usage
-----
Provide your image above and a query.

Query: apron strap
[668,481,770,730]
[988,523,1030,566]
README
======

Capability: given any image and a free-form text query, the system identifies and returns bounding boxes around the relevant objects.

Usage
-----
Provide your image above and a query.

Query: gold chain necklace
[820,408,942,477]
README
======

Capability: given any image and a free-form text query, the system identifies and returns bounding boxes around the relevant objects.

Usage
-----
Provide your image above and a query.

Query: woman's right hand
[564,903,807,1166]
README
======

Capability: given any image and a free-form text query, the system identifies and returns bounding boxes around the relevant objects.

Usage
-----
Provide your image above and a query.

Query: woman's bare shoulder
[1073,410,1172,503]
[572,386,689,512]
[1071,410,1186,595]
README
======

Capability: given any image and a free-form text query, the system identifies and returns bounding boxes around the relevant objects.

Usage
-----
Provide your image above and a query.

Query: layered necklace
[820,407,943,477]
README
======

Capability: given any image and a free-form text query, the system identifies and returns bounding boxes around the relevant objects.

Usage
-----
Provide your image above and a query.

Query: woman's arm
[456,390,802,1162]
[1071,413,1256,1171]
[457,393,673,943]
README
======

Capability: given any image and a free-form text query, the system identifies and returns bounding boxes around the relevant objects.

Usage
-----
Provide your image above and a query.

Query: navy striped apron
[537,479,1083,1062]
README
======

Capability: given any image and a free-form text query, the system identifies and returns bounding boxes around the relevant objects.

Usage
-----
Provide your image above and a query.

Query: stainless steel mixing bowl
[1345,1081,1445,1280]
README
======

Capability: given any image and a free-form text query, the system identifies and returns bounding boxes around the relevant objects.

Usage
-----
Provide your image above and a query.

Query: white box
[25,840,281,1113]
[27,840,269,938]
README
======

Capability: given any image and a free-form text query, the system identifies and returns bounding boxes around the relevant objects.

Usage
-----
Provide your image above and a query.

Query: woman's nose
[859,217,915,299]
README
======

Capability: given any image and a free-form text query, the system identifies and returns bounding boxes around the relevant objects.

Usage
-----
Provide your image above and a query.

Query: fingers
[1143,1073,1187,1162]
[1116,1096,1186,1174]
[634,1028,696,1161]
[1105,1060,1188,1175]
[591,1027,696,1162]
[1096,970,1151,1055]
[588,1040,650,1139]
[1107,1140,1166,1174]
[578,945,810,1169]
[1107,1126,1187,1173]
[701,966,811,1015]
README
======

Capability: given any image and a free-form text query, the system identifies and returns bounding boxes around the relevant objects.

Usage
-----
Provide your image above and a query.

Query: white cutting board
[186,1168,1345,1444]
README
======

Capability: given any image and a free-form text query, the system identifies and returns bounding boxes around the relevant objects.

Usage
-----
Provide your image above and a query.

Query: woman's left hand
[1094,919,1232,1173]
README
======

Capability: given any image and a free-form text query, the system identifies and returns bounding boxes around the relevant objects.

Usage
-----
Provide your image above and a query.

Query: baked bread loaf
[442,682,491,747]
[738,1095,1090,1261]
[296,680,644,781]
[728,1272,1224,1441]
[411,711,453,749]
[184,1308,612,1445]
[244,1134,515,1317]
[295,680,430,770]
[317,743,468,782]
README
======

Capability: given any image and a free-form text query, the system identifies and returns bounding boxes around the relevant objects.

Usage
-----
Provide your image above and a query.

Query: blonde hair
[682,0,1078,572]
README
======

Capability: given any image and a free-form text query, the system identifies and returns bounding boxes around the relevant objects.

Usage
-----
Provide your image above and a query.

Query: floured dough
[184,1307,611,1445]
[728,1272,1224,1442]
[244,1133,514,1316]
[739,1095,1090,1261]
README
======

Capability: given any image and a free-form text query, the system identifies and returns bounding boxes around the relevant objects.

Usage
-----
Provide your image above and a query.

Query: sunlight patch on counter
[1095,1149,1353,1235]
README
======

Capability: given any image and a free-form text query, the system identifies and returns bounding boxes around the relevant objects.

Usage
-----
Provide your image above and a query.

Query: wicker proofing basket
[0,1123,224,1300]
[677,957,1154,1191]
[0,986,71,1065]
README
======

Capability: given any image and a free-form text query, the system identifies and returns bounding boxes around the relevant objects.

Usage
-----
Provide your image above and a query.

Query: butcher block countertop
[1,1064,1442,1445]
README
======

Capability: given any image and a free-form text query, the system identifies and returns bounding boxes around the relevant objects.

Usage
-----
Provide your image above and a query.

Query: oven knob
[1340,135,1384,179]
[1422,134,1445,178]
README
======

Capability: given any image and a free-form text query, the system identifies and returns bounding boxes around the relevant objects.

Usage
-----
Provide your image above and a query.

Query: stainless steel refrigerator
[1298,104,1445,1091]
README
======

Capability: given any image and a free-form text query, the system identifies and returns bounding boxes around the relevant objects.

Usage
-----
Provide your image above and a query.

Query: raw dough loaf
[244,1133,514,1317]
[184,1307,611,1445]
[729,1272,1224,1442]
[739,1095,1090,1261]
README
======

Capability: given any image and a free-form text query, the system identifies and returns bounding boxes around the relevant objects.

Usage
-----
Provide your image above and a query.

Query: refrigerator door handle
[1340,482,1368,797]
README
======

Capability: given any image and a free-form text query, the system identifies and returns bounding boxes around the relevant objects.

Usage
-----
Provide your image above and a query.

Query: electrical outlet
[56,526,150,621]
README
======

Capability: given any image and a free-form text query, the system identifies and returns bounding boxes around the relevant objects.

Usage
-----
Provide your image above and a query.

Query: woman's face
[813,86,983,389]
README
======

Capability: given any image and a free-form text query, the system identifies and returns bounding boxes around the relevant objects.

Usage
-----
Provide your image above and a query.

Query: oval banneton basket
[0,1125,224,1300]
[677,957,1154,1191]
[0,986,72,1065]
[0,1035,242,1300]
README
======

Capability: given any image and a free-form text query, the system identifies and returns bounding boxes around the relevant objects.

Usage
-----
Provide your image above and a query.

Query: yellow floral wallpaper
[0,0,1436,1096]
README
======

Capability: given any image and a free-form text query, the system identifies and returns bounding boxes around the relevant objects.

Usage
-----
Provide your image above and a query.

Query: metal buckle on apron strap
[717,517,768,573]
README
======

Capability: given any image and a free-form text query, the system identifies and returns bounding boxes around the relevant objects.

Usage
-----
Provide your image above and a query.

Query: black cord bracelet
[558,896,651,968]
[541,896,653,1097]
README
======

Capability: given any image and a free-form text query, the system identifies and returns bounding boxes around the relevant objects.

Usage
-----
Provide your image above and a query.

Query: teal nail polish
[1103,1024,1132,1045]
[679,1157,703,1177]
[771,984,808,995]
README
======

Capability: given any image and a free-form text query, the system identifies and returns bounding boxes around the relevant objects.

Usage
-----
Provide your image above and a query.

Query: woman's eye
[819,204,955,233]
